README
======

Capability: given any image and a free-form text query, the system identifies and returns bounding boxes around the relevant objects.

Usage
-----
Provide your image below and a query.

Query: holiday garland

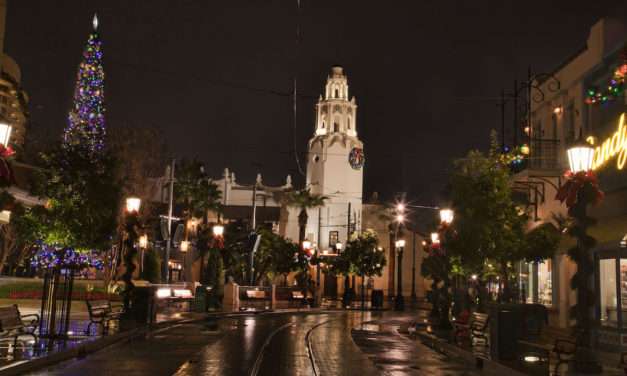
[585,62,626,105]
[30,242,104,271]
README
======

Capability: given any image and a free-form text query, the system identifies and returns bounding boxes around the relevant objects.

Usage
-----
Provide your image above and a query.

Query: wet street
[28,310,477,376]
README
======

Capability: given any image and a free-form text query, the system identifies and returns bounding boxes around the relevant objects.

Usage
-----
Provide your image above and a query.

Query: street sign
[173,223,184,244]
[160,219,169,240]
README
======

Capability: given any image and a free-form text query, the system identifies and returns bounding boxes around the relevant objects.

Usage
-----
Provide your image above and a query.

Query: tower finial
[92,13,99,31]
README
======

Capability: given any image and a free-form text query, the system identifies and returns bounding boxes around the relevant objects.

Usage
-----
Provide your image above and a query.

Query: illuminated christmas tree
[63,14,105,155]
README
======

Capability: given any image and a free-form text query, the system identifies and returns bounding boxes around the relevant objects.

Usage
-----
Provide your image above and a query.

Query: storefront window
[620,260,627,328]
[600,259,618,327]
[519,260,553,306]
[538,260,552,306]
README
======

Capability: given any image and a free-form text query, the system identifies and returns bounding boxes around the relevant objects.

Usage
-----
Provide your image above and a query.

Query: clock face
[349,147,365,170]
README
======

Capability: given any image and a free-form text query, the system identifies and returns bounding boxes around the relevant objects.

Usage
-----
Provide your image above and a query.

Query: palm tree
[285,188,327,244]
[174,159,222,281]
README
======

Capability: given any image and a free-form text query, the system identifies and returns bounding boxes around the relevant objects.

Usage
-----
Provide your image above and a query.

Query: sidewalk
[0,300,205,376]
[410,318,625,375]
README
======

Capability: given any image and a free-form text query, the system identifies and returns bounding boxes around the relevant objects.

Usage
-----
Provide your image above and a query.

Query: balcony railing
[528,139,560,170]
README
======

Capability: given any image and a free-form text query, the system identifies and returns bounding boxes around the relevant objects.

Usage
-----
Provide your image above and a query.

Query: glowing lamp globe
[431,232,440,245]
[335,242,343,251]
[0,123,12,146]
[302,240,312,250]
[439,208,454,225]
[395,239,406,248]
[139,234,148,249]
[567,140,594,173]
[126,197,141,213]
[180,240,190,252]
[213,224,225,237]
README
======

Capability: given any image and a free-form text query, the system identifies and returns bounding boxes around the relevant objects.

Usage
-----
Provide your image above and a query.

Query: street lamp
[125,197,141,213]
[430,232,440,245]
[213,224,225,237]
[556,137,603,372]
[139,234,148,249]
[567,139,595,173]
[395,239,406,311]
[302,240,312,251]
[335,242,343,253]
[0,123,12,146]
[180,240,190,252]
[439,208,454,225]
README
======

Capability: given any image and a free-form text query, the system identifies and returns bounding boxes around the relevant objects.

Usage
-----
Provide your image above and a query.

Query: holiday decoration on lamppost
[122,196,141,313]
[556,137,604,374]
[394,239,406,311]
[0,122,15,186]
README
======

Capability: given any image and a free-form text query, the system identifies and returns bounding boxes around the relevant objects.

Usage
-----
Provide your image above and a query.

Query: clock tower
[306,66,364,250]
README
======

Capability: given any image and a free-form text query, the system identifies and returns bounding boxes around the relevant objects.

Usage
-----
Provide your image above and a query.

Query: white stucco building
[303,65,365,250]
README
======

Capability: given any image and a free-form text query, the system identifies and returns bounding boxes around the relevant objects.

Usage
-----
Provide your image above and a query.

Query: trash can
[193,285,211,313]
[132,286,157,325]
[371,290,384,309]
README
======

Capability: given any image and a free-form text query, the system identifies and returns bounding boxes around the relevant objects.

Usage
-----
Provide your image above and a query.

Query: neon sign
[587,113,627,170]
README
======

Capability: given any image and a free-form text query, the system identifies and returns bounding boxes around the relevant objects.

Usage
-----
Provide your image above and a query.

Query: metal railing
[528,139,560,170]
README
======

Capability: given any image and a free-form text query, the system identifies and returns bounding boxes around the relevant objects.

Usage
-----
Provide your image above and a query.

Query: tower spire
[92,13,98,31]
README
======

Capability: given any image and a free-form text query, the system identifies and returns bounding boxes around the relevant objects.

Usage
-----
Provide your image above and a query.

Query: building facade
[0,0,28,147]
[514,17,627,348]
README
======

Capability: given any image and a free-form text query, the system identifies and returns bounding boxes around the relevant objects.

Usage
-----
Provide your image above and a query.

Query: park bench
[452,310,471,345]
[553,338,576,375]
[470,312,490,365]
[245,290,267,299]
[0,305,39,347]
[85,299,123,335]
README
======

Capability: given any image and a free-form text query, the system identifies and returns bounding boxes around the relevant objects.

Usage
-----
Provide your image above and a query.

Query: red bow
[555,170,604,208]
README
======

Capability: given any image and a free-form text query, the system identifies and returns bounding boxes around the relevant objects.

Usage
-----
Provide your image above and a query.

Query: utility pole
[249,182,258,285]
[411,230,417,303]
[499,89,506,150]
[513,80,518,146]
[163,159,175,284]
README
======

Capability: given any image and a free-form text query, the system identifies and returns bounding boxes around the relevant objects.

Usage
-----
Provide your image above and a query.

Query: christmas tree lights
[63,14,106,155]
[30,243,104,271]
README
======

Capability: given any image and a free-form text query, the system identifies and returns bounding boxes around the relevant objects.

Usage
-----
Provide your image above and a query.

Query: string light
[585,63,626,105]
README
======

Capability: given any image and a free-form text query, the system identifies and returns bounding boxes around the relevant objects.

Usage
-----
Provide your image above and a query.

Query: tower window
[335,89,339,98]
[334,123,339,132]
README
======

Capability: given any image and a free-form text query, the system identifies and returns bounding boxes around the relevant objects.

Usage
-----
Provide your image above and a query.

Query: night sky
[4,1,624,204]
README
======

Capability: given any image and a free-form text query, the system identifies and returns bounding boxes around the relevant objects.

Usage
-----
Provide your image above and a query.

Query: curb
[415,331,527,376]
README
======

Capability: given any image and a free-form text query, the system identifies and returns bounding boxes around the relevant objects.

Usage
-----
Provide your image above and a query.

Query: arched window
[321,121,326,129]
[335,89,339,98]
[347,116,352,130]
[334,123,339,132]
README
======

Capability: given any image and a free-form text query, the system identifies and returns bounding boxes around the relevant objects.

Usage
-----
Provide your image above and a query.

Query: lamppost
[0,123,12,146]
[556,137,602,373]
[139,234,148,275]
[122,197,141,312]
[395,239,406,311]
